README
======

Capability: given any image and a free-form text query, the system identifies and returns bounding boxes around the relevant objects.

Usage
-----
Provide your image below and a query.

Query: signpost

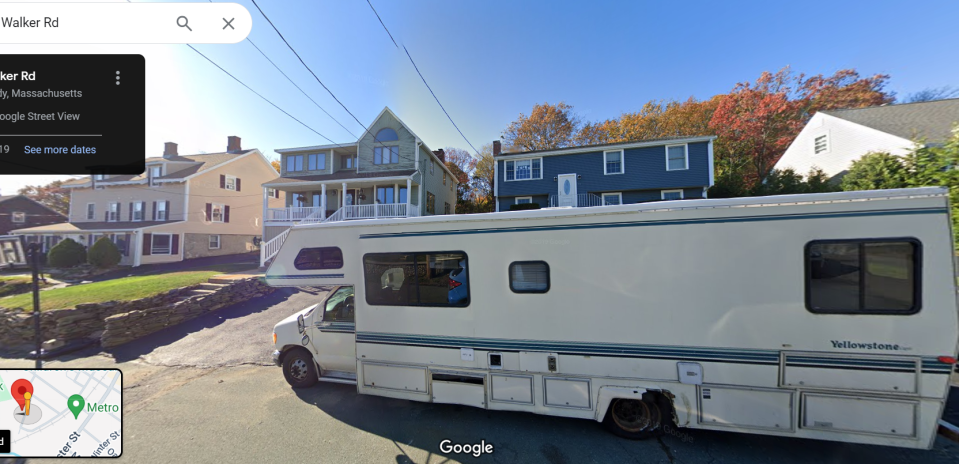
[27,242,42,369]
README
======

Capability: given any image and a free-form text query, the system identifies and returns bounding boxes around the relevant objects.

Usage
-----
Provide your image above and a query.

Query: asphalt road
[2,288,958,464]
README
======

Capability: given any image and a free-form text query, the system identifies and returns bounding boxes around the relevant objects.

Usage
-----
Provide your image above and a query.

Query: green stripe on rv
[357,208,948,239]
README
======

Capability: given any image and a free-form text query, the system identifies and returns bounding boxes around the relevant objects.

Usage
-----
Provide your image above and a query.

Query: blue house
[493,136,715,211]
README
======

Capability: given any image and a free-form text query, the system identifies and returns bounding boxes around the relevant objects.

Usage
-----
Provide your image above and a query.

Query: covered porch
[263,177,421,225]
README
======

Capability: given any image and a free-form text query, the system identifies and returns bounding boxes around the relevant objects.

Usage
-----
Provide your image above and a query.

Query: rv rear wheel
[282,348,318,388]
[603,398,664,440]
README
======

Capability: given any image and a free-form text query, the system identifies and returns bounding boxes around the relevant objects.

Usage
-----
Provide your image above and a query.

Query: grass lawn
[0,271,219,311]
[0,275,51,298]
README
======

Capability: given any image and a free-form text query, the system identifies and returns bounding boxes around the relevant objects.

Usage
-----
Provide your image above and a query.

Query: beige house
[260,107,458,265]
[13,136,283,266]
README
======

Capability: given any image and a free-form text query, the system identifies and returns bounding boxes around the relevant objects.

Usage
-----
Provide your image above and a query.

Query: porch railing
[323,203,419,223]
[266,207,323,222]
[259,227,290,267]
[548,193,604,208]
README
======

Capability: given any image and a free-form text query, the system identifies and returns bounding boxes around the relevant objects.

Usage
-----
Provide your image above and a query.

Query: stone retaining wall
[0,278,274,351]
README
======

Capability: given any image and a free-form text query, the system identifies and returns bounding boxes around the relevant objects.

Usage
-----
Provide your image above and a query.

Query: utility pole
[28,242,42,369]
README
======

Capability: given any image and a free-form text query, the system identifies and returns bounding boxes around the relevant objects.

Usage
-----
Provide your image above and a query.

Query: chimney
[163,142,178,159]
[227,136,242,153]
[433,149,445,163]
[493,140,501,157]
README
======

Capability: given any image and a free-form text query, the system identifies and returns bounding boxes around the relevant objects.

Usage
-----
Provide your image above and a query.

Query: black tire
[282,348,318,388]
[603,398,666,440]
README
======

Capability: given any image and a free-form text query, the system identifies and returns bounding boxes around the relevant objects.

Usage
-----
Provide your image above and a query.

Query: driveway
[1,288,958,463]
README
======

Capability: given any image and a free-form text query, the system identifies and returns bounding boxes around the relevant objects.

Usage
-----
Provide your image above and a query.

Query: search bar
[0,3,252,44]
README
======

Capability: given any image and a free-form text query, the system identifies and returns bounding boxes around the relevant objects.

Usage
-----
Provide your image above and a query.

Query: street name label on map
[0,369,122,458]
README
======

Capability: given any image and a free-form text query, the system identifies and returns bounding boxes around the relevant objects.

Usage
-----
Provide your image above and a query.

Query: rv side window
[294,247,344,270]
[806,239,920,315]
[509,261,550,293]
[363,251,469,307]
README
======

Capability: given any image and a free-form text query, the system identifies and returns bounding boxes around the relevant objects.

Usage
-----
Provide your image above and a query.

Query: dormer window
[375,128,399,142]
[150,166,162,178]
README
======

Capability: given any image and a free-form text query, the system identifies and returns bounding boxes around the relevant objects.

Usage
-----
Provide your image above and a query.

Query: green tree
[840,152,909,191]
[47,238,86,268]
[87,237,122,268]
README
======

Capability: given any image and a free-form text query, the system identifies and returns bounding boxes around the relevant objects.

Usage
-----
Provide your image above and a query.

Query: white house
[774,99,959,178]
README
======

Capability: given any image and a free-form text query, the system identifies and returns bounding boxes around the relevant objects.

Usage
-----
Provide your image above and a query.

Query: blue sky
[1,0,958,193]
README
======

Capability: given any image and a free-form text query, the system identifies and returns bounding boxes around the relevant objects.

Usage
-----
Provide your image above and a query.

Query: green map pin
[68,394,85,419]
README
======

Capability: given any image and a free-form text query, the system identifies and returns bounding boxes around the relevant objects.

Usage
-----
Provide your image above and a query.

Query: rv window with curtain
[806,239,919,314]
[509,261,550,293]
[363,252,469,307]
[293,247,344,270]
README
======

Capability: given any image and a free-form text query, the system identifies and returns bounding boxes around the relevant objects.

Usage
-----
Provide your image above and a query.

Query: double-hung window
[108,202,119,222]
[132,201,144,221]
[151,234,172,255]
[666,145,688,171]
[211,204,224,223]
[156,201,168,221]
[307,153,326,170]
[224,175,237,191]
[505,158,542,181]
[86,203,96,220]
[604,150,623,175]
[374,146,399,164]
[209,235,221,249]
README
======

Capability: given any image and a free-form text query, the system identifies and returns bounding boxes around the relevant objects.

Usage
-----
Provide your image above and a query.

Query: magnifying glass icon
[177,16,192,31]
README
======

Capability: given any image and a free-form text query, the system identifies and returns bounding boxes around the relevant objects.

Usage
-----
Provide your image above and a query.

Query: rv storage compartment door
[801,393,916,438]
[431,371,486,409]
[362,363,428,393]
[782,352,918,394]
[698,386,793,431]
[491,374,533,404]
[544,377,591,409]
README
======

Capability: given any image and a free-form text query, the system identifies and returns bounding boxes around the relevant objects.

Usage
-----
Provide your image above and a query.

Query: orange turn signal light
[938,356,957,364]
[273,333,277,345]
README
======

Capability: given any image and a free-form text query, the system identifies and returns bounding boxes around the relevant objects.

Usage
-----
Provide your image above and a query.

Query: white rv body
[269,187,959,449]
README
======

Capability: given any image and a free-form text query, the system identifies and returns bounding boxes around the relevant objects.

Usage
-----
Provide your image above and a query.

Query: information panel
[0,54,144,174]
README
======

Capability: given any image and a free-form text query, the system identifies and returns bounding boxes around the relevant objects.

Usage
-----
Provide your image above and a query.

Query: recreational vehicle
[268,187,959,449]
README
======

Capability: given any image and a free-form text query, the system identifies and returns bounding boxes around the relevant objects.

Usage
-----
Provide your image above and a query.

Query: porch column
[406,178,412,216]
[342,183,347,208]
[133,231,142,267]
[373,184,378,218]
[262,186,269,225]
[321,184,327,220]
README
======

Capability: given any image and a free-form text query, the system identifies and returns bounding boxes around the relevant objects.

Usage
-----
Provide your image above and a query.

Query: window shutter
[104,210,108,221]
[128,203,133,221]
[236,178,241,192]
[206,203,212,222]
[165,201,171,221]
[220,174,226,189]
[224,205,231,223]
[152,201,157,221]
[171,234,180,255]
[142,233,152,256]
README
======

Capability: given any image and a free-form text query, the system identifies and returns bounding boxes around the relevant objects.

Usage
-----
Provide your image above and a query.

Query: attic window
[814,135,828,154]
[375,128,399,142]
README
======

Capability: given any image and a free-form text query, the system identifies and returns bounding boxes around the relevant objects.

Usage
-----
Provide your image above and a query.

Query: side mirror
[296,314,305,334]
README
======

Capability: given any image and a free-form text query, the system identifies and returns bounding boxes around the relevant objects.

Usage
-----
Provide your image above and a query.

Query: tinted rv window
[806,239,919,314]
[293,247,344,270]
[509,261,550,293]
[363,252,469,307]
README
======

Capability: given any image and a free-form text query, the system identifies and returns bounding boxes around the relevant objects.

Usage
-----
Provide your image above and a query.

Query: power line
[363,1,481,155]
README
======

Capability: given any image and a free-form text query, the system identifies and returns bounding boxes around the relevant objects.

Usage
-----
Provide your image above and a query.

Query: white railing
[259,227,291,267]
[548,193,604,208]
[322,203,419,223]
[266,207,323,222]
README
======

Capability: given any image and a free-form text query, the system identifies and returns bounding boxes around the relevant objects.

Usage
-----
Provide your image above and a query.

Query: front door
[311,286,357,375]
[557,173,577,207]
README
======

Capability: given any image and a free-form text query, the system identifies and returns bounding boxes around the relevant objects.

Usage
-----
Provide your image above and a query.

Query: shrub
[46,238,86,268]
[509,203,541,211]
[87,237,122,268]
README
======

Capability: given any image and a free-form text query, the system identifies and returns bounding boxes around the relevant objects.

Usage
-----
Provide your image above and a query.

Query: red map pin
[11,379,33,412]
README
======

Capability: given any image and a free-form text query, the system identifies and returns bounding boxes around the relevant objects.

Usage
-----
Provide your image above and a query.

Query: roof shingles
[822,98,959,143]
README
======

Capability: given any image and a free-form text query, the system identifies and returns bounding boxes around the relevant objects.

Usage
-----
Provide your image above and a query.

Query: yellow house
[13,136,284,266]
